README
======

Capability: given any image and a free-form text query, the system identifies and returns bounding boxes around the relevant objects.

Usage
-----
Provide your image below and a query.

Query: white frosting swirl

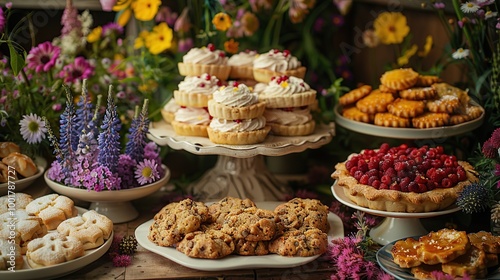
[213,84,259,107]
[209,116,266,132]
[262,76,311,96]
[178,73,221,94]
[183,46,228,65]
[163,98,180,113]
[253,49,301,72]
[227,51,257,67]
[264,107,312,125]
[174,107,211,125]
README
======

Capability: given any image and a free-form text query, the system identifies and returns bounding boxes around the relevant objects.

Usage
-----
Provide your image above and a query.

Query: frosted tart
[331,143,478,213]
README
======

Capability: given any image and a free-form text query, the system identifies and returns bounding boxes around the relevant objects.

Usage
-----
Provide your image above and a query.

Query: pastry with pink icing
[252,49,306,83]
[260,75,317,136]
[178,44,231,80]
[228,50,257,80]
[207,83,270,145]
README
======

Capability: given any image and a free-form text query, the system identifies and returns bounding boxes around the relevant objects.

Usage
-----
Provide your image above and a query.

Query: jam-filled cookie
[399,87,436,101]
[339,85,372,106]
[374,113,411,128]
[356,91,394,114]
[387,98,425,118]
[380,68,419,91]
[412,112,450,128]
[342,106,374,123]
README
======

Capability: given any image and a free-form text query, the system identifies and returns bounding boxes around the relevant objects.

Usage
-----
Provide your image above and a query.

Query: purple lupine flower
[73,80,94,151]
[117,154,137,189]
[26,42,61,73]
[59,57,95,83]
[98,90,122,173]
[125,100,150,163]
[58,90,77,176]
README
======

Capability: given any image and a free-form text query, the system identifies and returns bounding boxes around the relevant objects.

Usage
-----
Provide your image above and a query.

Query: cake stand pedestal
[148,121,334,202]
[332,183,460,245]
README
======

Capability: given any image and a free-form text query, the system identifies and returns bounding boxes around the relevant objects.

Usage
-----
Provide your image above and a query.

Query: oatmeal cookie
[339,85,372,106]
[387,98,425,118]
[398,87,436,100]
[208,196,256,224]
[374,113,411,128]
[356,91,394,114]
[233,239,269,256]
[380,68,419,91]
[268,227,328,257]
[221,207,280,241]
[176,229,235,259]
[412,112,450,129]
[274,198,330,233]
[341,106,374,123]
[148,198,211,247]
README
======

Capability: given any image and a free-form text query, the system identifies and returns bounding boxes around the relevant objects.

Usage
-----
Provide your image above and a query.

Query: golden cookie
[387,98,425,118]
[441,245,487,279]
[339,85,372,106]
[342,106,374,123]
[412,112,450,129]
[374,113,410,128]
[450,105,483,125]
[380,68,419,90]
[391,237,422,268]
[398,87,436,100]
[378,84,398,95]
[410,264,443,279]
[417,228,470,265]
[426,95,461,114]
[467,231,500,254]
[356,91,394,114]
[431,82,470,105]
[415,75,442,87]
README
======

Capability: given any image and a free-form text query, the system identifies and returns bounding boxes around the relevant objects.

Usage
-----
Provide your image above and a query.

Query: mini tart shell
[229,66,254,80]
[268,120,315,136]
[171,121,209,137]
[332,159,478,213]
[160,109,175,124]
[259,90,316,108]
[207,100,266,120]
[178,62,231,81]
[207,126,271,145]
[174,90,212,108]
[252,66,306,83]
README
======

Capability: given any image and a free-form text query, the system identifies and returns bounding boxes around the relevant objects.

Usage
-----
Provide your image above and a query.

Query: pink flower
[482,138,497,158]
[433,2,446,9]
[174,7,191,32]
[0,8,5,33]
[26,42,61,73]
[490,128,500,148]
[99,0,116,11]
[178,38,193,52]
[333,0,352,15]
[61,0,82,37]
[156,6,178,26]
[58,57,94,83]
[112,254,132,267]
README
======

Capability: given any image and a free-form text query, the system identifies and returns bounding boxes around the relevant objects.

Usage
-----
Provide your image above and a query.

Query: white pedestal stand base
[370,217,428,245]
[188,155,291,202]
[89,201,139,224]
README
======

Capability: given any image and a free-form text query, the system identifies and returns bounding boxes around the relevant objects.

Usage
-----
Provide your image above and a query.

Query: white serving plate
[136,201,344,271]
[0,207,113,280]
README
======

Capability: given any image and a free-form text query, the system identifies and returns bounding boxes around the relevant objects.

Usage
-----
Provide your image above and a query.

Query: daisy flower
[484,11,498,20]
[460,2,480,13]
[135,159,159,185]
[26,42,61,73]
[19,113,47,144]
[452,48,470,59]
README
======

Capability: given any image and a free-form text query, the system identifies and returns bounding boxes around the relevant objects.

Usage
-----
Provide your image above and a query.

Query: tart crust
[332,158,478,213]
[259,91,316,108]
[207,126,271,145]
[252,66,306,83]
[207,100,266,120]
[174,90,212,108]
[178,62,231,80]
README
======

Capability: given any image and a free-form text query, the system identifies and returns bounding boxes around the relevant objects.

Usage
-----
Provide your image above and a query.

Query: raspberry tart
[332,143,478,212]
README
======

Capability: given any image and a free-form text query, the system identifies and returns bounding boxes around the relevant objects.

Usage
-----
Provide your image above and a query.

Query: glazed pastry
[379,68,419,90]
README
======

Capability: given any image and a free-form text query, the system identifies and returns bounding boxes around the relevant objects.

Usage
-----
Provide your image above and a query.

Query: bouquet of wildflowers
[45,80,165,191]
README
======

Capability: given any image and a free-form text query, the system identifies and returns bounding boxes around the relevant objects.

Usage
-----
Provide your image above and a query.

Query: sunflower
[212,12,232,31]
[373,12,410,45]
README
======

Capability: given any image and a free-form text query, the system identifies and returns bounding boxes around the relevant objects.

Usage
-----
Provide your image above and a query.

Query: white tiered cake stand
[332,104,484,244]
[148,121,334,202]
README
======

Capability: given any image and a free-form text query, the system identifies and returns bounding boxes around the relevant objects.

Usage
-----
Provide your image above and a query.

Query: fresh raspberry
[414,175,427,185]
[368,175,378,185]
[443,157,455,167]
[379,143,390,153]
[348,166,358,176]
[399,177,411,189]
[394,161,407,171]
[380,159,393,171]
[353,170,364,181]
[357,160,368,172]
[398,154,408,161]
[205,74,211,80]
[408,182,419,193]
[425,149,437,159]
[381,175,392,185]
[441,178,452,188]
[368,158,378,170]
[198,83,206,88]
[359,174,370,185]
[283,49,291,57]
[384,167,397,178]
[457,167,466,181]
[390,183,401,191]
[371,179,381,189]
[417,183,428,193]
[448,173,458,185]
[207,43,215,51]
[379,183,389,189]
[431,159,443,168]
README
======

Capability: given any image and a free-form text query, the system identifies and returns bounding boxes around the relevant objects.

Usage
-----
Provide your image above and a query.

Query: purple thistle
[111,254,132,267]
[73,80,94,151]
[98,87,122,173]
[482,138,497,158]
[125,100,150,163]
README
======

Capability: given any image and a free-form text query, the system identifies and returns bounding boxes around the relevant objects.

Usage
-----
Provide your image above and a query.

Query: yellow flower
[134,30,149,49]
[418,35,433,57]
[397,44,418,66]
[212,12,232,31]
[117,8,133,26]
[374,12,410,45]
[87,26,102,43]
[224,39,239,54]
[241,12,259,36]
[132,0,161,21]
[139,79,158,93]
[146,22,173,54]
[112,0,134,11]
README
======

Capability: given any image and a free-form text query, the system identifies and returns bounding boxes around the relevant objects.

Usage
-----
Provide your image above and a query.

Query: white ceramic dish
[0,157,47,195]
[377,237,500,280]
[334,104,484,139]
[0,207,113,280]
[136,201,344,271]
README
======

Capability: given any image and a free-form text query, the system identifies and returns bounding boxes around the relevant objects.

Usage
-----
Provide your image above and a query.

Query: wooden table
[53,187,338,279]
